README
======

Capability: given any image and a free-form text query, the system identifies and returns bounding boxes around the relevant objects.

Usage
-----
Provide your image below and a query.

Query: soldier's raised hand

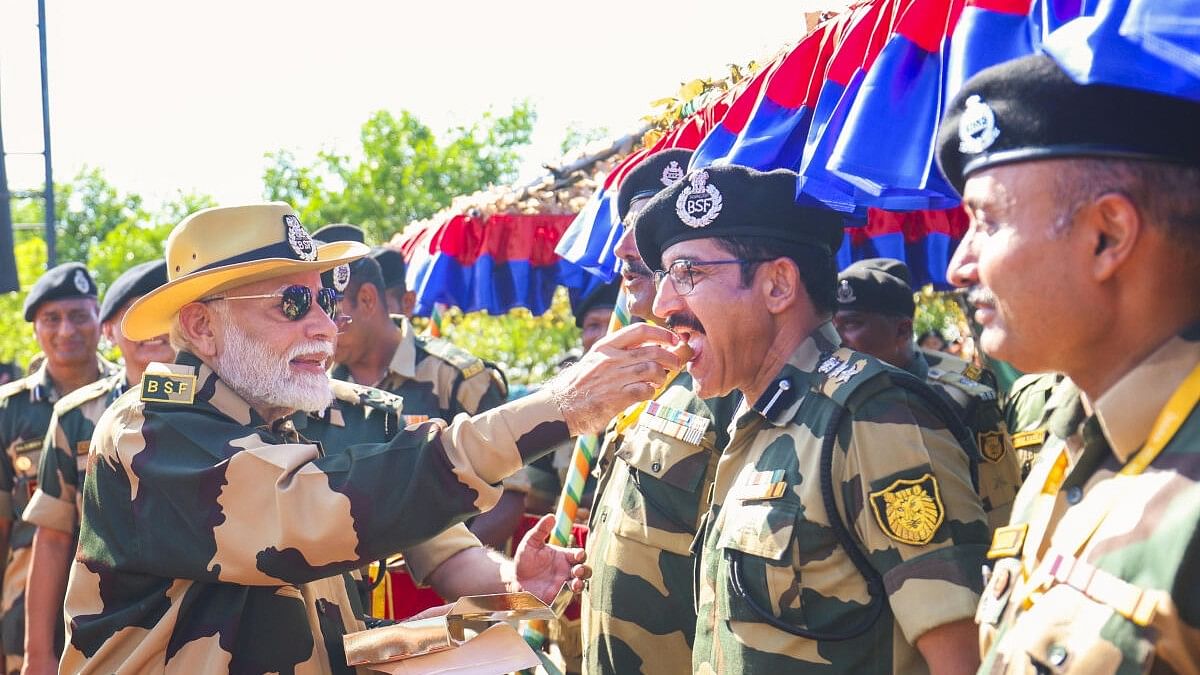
[510,514,590,605]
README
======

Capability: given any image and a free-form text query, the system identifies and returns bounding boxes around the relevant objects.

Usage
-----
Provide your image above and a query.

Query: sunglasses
[205,285,342,324]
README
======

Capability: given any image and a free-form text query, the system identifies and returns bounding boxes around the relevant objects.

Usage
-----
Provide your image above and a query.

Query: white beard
[215,314,333,414]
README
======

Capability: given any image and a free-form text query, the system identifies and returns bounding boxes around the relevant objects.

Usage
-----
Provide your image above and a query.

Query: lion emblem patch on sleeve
[869,474,945,546]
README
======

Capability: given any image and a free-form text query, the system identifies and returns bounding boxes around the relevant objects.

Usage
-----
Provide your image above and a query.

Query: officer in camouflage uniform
[59,203,679,673]
[324,240,516,548]
[939,53,1200,672]
[833,258,1022,529]
[635,164,991,673]
[582,148,743,674]
[21,260,173,675]
[1002,372,1067,478]
[0,263,116,675]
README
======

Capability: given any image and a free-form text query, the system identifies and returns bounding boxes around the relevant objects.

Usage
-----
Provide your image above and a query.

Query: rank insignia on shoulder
[963,363,982,381]
[987,523,1027,559]
[817,353,867,385]
[460,361,484,380]
[140,372,197,405]
[869,473,944,546]
[978,431,1007,462]
[1012,429,1047,449]
[638,400,710,445]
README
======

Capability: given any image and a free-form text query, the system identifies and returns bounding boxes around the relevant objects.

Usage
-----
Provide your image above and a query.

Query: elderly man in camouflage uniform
[59,203,683,673]
[635,164,991,673]
[832,257,1022,530]
[0,262,117,675]
[581,148,739,674]
[939,53,1200,673]
[20,260,173,675]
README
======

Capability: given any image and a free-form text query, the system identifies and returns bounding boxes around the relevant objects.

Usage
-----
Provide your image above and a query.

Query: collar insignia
[675,170,723,228]
[958,95,1001,155]
[284,215,317,261]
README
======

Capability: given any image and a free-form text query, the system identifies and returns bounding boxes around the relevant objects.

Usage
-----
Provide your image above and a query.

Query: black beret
[633,165,845,272]
[835,258,915,317]
[370,247,406,290]
[99,260,169,323]
[312,223,366,244]
[23,262,98,321]
[571,281,620,328]
[617,149,694,223]
[938,54,1200,195]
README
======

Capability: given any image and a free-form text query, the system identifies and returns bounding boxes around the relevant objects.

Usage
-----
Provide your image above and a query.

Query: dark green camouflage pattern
[582,371,737,674]
[694,323,990,674]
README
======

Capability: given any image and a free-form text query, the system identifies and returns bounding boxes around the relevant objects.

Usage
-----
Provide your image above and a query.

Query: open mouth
[290,354,330,374]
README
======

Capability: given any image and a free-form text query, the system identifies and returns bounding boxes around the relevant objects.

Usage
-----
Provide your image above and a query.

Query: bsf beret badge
[331,264,351,293]
[284,214,317,261]
[675,170,723,228]
[836,279,856,304]
[73,270,91,294]
[661,160,685,187]
[958,95,1000,155]
[869,474,945,546]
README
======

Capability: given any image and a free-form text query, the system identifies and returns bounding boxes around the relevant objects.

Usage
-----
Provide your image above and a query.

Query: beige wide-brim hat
[122,203,369,341]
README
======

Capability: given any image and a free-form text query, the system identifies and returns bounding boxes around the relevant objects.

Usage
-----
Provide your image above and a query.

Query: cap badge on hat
[331,264,351,293]
[661,160,685,187]
[72,270,90,294]
[284,215,317,261]
[836,279,857,304]
[675,170,723,229]
[958,95,1000,155]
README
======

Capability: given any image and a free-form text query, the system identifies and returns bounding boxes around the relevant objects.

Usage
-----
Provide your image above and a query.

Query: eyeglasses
[204,285,343,324]
[653,258,766,296]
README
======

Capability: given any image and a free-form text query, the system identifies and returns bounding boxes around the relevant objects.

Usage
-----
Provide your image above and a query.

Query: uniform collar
[26,354,112,404]
[750,321,843,426]
[1092,324,1200,463]
[387,315,417,380]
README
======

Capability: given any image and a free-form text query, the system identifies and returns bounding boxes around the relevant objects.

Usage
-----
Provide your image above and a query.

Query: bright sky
[1,0,844,210]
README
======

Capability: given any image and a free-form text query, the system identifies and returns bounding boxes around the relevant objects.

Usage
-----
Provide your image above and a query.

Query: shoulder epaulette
[330,379,405,416]
[417,336,487,380]
[0,377,30,401]
[54,374,122,415]
[928,366,997,401]
[814,348,893,409]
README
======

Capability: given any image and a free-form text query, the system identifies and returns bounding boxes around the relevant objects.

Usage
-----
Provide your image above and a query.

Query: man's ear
[897,317,914,342]
[356,283,380,315]
[178,303,219,358]
[761,258,800,314]
[1084,192,1142,282]
[101,321,118,344]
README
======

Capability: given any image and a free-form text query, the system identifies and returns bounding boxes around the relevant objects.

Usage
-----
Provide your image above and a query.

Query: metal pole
[37,0,56,268]
[0,86,18,293]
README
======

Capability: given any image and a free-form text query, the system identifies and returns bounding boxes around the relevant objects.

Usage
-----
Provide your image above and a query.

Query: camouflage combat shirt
[61,352,568,674]
[977,324,1200,674]
[1002,372,1069,478]
[582,371,738,674]
[694,323,990,674]
[907,349,1022,531]
[0,357,116,665]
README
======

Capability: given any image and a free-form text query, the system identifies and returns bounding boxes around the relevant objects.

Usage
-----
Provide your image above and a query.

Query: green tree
[0,238,49,369]
[262,103,536,244]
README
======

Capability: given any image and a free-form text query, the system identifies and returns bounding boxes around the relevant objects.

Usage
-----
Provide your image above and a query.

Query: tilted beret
[570,280,620,328]
[835,257,915,317]
[99,260,169,323]
[23,262,98,321]
[616,149,693,223]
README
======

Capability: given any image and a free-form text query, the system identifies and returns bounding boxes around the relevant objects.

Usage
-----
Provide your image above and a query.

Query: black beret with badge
[370,247,406,291]
[938,53,1200,196]
[835,257,915,318]
[312,223,366,245]
[99,259,169,323]
[617,149,693,223]
[22,262,98,321]
[633,164,845,272]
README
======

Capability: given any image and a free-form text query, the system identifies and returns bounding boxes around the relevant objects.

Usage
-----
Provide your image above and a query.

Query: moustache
[287,340,335,362]
[621,260,653,279]
[966,286,996,307]
[666,313,705,335]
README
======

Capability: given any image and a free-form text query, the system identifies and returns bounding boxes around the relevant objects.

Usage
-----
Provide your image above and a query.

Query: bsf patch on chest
[869,474,944,546]
[141,373,197,405]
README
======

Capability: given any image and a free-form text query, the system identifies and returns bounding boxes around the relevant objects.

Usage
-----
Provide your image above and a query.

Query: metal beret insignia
[869,474,945,546]
[661,160,685,187]
[836,279,857,304]
[284,214,317,261]
[675,170,723,228]
[331,264,351,292]
[73,270,91,294]
[958,95,1001,155]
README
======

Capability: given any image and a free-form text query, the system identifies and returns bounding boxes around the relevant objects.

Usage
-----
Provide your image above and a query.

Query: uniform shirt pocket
[715,498,802,625]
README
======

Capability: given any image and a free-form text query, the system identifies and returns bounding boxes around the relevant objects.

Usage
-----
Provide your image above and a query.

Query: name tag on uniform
[636,401,710,445]
[141,373,197,405]
[732,469,788,501]
[15,438,42,454]
[1012,429,1047,449]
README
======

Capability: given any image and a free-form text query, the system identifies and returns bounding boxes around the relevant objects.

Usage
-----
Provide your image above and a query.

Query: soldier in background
[20,259,172,675]
[371,246,413,317]
[61,203,679,672]
[572,281,620,354]
[582,148,742,675]
[636,164,989,673]
[939,53,1200,672]
[1001,372,1067,478]
[833,257,1022,529]
[0,263,116,675]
